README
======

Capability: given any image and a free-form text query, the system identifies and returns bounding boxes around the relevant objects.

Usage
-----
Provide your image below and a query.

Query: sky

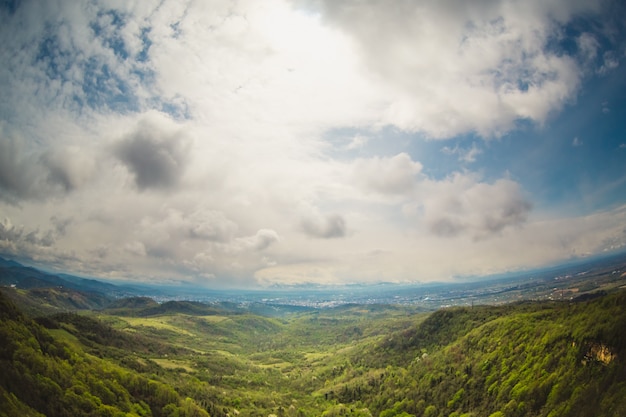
[1,0,625,288]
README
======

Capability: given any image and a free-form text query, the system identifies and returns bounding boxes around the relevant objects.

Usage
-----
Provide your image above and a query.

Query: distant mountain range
[0,257,139,295]
[2,251,626,313]
[0,257,318,316]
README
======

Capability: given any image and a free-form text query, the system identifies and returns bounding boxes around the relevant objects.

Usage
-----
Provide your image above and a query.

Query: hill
[0,290,209,417]
[0,286,112,316]
[328,294,626,416]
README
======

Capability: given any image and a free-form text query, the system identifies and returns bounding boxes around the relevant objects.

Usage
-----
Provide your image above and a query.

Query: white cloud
[303,0,602,138]
[346,134,369,150]
[598,51,620,75]
[441,142,483,163]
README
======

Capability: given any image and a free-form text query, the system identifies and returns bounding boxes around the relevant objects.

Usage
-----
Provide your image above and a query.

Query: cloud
[419,175,533,239]
[41,146,97,191]
[236,229,280,251]
[576,32,600,64]
[303,0,603,138]
[188,211,239,243]
[346,134,369,150]
[131,207,240,259]
[353,153,422,195]
[124,241,147,257]
[301,213,347,239]
[441,142,483,163]
[0,217,56,254]
[572,137,583,147]
[0,132,41,201]
[114,113,191,190]
[50,216,72,236]
[598,51,620,75]
[0,128,95,201]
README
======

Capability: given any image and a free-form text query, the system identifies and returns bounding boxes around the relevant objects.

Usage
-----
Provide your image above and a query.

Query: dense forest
[1,286,626,416]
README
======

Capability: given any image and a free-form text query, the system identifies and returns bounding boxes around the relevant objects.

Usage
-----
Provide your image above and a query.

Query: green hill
[2,287,626,416]
[0,287,112,316]
[137,300,225,317]
[0,290,209,417]
[327,294,626,416]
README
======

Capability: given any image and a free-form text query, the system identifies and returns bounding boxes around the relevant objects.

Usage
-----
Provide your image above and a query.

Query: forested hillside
[0,290,210,417]
[327,294,626,416]
[1,288,626,416]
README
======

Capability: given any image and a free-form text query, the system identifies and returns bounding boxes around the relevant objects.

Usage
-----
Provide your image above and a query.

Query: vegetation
[1,285,626,416]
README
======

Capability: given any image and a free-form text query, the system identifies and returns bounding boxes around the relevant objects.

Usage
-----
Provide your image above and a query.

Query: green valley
[2,282,626,416]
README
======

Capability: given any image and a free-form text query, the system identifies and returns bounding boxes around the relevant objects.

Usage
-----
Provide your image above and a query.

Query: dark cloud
[50,216,72,236]
[301,214,346,239]
[115,118,190,191]
[0,218,56,250]
[0,132,95,202]
[481,199,533,235]
[0,134,41,202]
[146,244,177,260]
[430,217,466,238]
[425,178,532,239]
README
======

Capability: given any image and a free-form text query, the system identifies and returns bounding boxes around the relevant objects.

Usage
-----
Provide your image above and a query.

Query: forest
[1,284,626,416]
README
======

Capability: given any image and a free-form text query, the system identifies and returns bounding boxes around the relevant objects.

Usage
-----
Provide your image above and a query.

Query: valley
[2,254,626,416]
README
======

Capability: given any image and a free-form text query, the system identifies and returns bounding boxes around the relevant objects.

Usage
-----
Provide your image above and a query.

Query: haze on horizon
[1,0,625,288]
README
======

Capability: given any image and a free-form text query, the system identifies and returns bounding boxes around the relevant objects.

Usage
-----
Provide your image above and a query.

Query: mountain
[0,258,161,313]
[0,263,68,289]
[0,258,24,268]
